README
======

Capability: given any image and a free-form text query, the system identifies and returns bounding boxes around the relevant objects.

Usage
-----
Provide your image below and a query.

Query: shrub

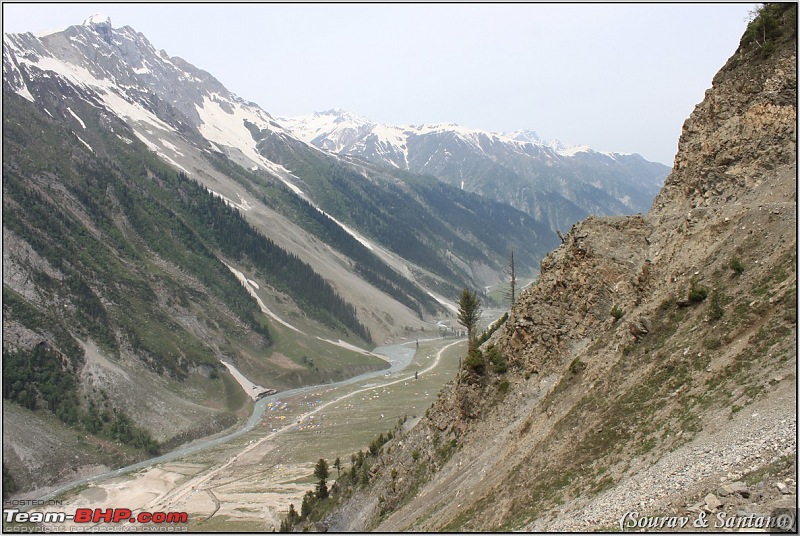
[742,3,793,58]
[464,347,485,374]
[610,305,625,320]
[659,297,676,310]
[708,289,725,321]
[688,277,708,303]
[729,257,746,276]
[368,433,388,456]
[487,345,507,373]
[784,287,797,323]
[569,358,586,375]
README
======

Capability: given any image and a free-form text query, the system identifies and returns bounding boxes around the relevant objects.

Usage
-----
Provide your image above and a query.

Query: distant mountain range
[278,109,671,234]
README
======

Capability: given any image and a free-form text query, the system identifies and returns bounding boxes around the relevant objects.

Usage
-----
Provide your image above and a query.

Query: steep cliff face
[654,7,796,215]
[319,6,796,531]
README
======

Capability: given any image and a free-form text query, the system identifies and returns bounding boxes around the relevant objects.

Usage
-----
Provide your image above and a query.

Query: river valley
[21,337,465,531]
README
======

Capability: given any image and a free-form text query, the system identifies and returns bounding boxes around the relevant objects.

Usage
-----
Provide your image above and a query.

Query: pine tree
[457,288,482,352]
[314,458,330,499]
[333,457,341,477]
[300,491,315,519]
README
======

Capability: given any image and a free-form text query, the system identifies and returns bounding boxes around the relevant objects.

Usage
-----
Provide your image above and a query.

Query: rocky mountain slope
[303,4,797,531]
[279,110,671,234]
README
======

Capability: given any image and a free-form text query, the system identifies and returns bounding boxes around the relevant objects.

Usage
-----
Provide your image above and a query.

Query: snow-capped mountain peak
[280,111,585,162]
[323,108,372,125]
[507,128,542,144]
[82,14,112,42]
[3,18,305,187]
[278,110,670,225]
[83,13,112,27]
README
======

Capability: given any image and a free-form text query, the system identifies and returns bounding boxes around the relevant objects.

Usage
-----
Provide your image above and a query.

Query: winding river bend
[28,341,423,506]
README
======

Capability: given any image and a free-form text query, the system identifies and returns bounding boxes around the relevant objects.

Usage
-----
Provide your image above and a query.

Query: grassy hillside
[2,86,385,494]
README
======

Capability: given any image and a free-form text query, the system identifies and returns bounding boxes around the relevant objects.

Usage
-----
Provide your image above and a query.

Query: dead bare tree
[503,250,517,308]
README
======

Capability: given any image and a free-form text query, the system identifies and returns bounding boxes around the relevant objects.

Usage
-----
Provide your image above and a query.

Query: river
[27,341,420,506]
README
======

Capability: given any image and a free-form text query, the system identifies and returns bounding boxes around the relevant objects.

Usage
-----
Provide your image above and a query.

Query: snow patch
[195,94,265,160]
[3,36,36,102]
[83,14,112,27]
[18,52,173,133]
[131,131,189,174]
[208,189,252,212]
[66,107,86,129]
[159,154,189,174]
[427,292,458,314]
[13,81,35,102]
[74,133,93,152]
[317,209,374,251]
[194,95,308,196]
[132,130,160,152]
[558,145,592,157]
[315,338,389,362]
[223,262,303,334]
[219,361,270,401]
[159,138,184,156]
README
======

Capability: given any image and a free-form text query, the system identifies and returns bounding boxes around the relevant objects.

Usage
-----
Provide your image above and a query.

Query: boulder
[704,493,723,511]
[718,481,750,498]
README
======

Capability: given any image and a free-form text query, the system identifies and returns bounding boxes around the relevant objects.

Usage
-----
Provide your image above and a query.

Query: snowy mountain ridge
[278,108,671,234]
[3,16,301,183]
[277,109,618,167]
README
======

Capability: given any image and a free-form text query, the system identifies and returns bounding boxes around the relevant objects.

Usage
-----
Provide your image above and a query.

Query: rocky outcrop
[653,5,797,214]
[83,14,113,44]
[495,214,653,376]
[321,6,796,532]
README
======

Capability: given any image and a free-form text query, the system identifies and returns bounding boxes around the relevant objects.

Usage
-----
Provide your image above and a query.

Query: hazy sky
[3,3,757,165]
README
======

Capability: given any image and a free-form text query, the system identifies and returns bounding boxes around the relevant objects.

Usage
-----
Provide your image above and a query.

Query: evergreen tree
[333,457,341,477]
[300,491,315,519]
[314,458,330,499]
[457,288,482,351]
[281,503,298,530]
